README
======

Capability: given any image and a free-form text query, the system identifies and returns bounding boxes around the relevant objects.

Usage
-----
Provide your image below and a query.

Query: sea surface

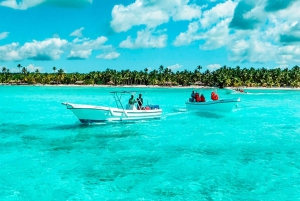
[1,86,300,200]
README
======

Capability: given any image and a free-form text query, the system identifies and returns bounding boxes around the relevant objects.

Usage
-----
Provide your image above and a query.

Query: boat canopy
[110,91,143,109]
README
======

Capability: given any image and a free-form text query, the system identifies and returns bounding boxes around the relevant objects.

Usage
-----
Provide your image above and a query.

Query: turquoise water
[1,86,300,200]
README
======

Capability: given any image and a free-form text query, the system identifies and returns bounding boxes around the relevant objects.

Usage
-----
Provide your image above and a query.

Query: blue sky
[0,0,299,73]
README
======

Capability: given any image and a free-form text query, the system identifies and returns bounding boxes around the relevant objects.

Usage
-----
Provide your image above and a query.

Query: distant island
[1,65,300,88]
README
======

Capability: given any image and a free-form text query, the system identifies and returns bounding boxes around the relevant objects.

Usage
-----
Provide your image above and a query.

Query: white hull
[63,103,162,123]
[224,88,247,94]
[185,98,240,112]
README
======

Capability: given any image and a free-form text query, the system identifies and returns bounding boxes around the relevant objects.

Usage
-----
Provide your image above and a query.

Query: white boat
[185,98,240,112]
[62,91,162,123]
[224,88,248,94]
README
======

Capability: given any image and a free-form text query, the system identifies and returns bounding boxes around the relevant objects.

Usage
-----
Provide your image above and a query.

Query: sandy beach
[0,83,212,89]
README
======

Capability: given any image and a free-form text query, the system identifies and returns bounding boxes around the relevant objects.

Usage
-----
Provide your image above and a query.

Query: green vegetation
[1,64,300,87]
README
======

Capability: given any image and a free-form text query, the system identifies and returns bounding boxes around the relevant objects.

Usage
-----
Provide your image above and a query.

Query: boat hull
[63,103,162,123]
[224,88,247,94]
[185,98,240,112]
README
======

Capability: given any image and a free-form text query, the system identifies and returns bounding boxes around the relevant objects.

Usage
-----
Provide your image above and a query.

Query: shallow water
[1,86,300,200]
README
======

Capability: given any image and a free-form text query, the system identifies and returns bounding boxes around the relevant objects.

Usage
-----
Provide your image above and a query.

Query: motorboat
[224,87,247,94]
[62,91,162,123]
[185,98,240,112]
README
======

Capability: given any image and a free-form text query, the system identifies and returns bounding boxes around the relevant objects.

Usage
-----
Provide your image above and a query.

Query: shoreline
[0,83,213,89]
[1,83,300,90]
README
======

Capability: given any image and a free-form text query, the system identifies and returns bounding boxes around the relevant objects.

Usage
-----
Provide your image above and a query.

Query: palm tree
[197,65,202,72]
[21,67,27,74]
[144,68,149,85]
[1,67,7,83]
[57,68,65,84]
[2,67,6,74]
[17,64,22,74]
[53,66,57,73]
[158,65,164,84]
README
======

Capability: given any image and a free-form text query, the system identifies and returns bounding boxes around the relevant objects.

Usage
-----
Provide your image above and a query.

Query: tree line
[1,64,300,88]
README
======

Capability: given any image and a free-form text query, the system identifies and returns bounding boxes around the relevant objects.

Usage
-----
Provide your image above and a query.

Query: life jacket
[211,92,215,100]
[200,95,205,102]
[195,93,200,102]
[211,92,219,100]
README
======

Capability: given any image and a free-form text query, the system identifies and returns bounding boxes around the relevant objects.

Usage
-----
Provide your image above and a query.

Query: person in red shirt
[200,94,205,102]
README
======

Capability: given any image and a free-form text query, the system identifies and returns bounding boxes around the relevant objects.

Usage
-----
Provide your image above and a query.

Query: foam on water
[1,86,300,200]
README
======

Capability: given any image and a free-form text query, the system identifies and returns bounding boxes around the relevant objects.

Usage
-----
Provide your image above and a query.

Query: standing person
[136,94,143,110]
[190,91,195,102]
[128,94,137,110]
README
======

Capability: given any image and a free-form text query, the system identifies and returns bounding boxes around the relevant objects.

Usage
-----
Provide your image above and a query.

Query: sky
[0,0,300,73]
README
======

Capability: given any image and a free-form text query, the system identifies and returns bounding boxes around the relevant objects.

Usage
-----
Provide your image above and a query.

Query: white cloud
[26,64,44,73]
[67,36,108,59]
[225,0,300,65]
[0,28,122,62]
[172,4,201,21]
[0,38,67,61]
[72,36,107,49]
[0,43,20,61]
[72,37,90,43]
[0,0,92,10]
[96,51,120,60]
[111,0,201,32]
[200,0,237,29]
[0,0,42,10]
[200,18,231,50]
[171,0,300,67]
[0,35,115,61]
[0,32,9,40]
[173,1,236,47]
[119,29,167,49]
[70,27,85,38]
[207,64,221,71]
[68,50,92,59]
[167,63,182,71]
[111,3,168,33]
[277,45,300,64]
[173,22,200,46]
[20,38,68,60]
[228,33,278,63]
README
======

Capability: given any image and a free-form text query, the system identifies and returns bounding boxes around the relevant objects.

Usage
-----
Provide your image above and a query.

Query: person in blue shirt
[190,91,195,102]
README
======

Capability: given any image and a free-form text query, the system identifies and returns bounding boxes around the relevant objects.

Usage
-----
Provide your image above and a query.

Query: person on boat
[136,94,143,110]
[195,92,200,102]
[190,91,195,102]
[128,94,137,110]
[211,91,219,101]
[200,94,206,102]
